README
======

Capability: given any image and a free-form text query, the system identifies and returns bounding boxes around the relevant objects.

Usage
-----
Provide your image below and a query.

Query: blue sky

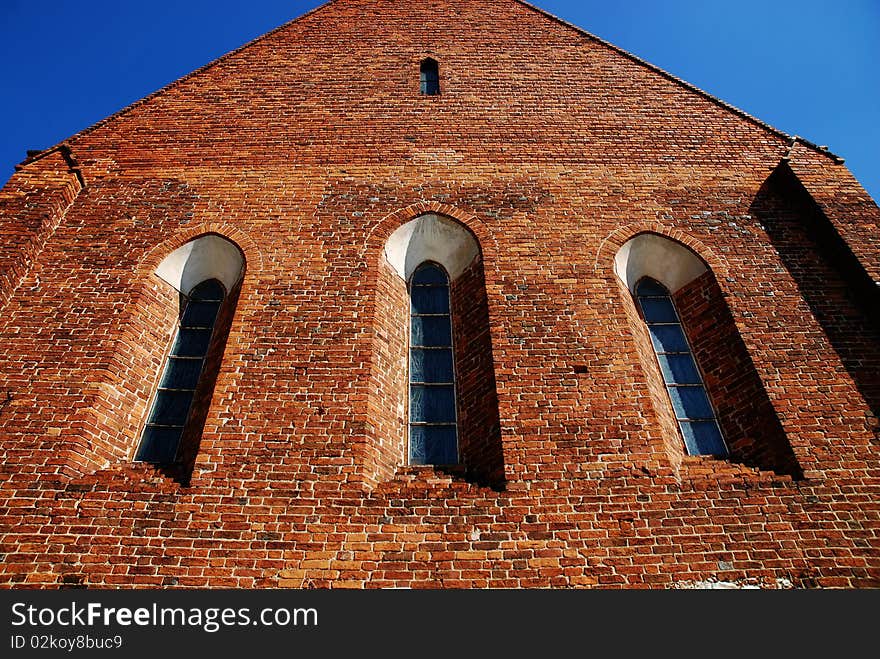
[1,0,877,201]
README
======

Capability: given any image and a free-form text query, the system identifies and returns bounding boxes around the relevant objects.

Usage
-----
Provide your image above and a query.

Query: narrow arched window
[420,58,440,95]
[136,278,226,463]
[409,262,457,464]
[635,277,728,457]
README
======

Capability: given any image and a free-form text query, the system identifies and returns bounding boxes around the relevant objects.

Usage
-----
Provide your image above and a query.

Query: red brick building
[1,0,878,588]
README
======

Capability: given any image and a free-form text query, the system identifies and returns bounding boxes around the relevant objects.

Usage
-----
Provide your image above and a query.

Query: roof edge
[19,0,339,165]
[16,143,87,187]
[512,0,844,164]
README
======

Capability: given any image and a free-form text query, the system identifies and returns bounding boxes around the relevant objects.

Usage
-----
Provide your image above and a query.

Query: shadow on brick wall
[751,165,880,432]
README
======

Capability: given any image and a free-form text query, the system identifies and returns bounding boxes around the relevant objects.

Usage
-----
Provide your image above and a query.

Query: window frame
[407,261,459,465]
[633,276,729,458]
[419,58,441,96]
[134,278,228,464]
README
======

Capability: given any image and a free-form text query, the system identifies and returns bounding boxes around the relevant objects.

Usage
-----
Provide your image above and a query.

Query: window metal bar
[408,263,458,465]
[635,277,728,457]
[136,278,226,463]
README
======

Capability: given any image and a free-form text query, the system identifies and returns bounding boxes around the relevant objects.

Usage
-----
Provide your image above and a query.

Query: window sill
[677,455,797,486]
[377,464,495,494]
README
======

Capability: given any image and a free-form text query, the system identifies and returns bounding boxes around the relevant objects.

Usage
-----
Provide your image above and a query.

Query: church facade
[1,0,878,588]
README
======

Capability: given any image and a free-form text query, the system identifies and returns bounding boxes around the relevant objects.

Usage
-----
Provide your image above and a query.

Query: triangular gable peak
[19,0,840,169]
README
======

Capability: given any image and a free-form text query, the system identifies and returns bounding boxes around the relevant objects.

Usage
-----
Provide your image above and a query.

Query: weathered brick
[0,0,878,590]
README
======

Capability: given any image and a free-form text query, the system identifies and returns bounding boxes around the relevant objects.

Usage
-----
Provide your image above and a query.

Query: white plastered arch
[384,213,480,282]
[614,233,708,294]
[155,234,245,295]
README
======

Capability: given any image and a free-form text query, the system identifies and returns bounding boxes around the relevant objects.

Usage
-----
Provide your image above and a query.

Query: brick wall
[0,149,82,311]
[450,255,504,487]
[0,0,877,588]
[674,271,801,477]
[365,259,409,486]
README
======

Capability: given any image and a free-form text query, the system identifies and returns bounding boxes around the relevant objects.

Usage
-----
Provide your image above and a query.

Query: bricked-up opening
[368,214,504,488]
[420,58,440,95]
[616,233,801,477]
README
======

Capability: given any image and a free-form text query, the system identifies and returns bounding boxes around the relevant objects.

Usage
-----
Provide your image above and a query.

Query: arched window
[420,58,440,95]
[409,262,458,464]
[634,277,728,457]
[370,212,503,486]
[136,278,226,463]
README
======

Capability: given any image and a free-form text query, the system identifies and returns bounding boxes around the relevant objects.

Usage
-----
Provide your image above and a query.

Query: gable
[45,0,810,173]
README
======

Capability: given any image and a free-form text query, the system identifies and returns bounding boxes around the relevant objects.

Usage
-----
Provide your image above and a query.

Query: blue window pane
[410,385,456,423]
[410,426,457,465]
[172,328,213,357]
[411,315,452,346]
[160,357,203,390]
[136,426,183,463]
[147,390,194,426]
[182,301,221,327]
[409,262,457,465]
[649,325,689,353]
[635,277,727,457]
[137,277,226,465]
[420,60,440,96]
[412,264,448,285]
[680,421,727,456]
[410,286,449,314]
[638,297,678,323]
[635,278,670,296]
[411,348,454,383]
[667,385,714,420]
[190,279,225,301]
[657,354,701,384]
